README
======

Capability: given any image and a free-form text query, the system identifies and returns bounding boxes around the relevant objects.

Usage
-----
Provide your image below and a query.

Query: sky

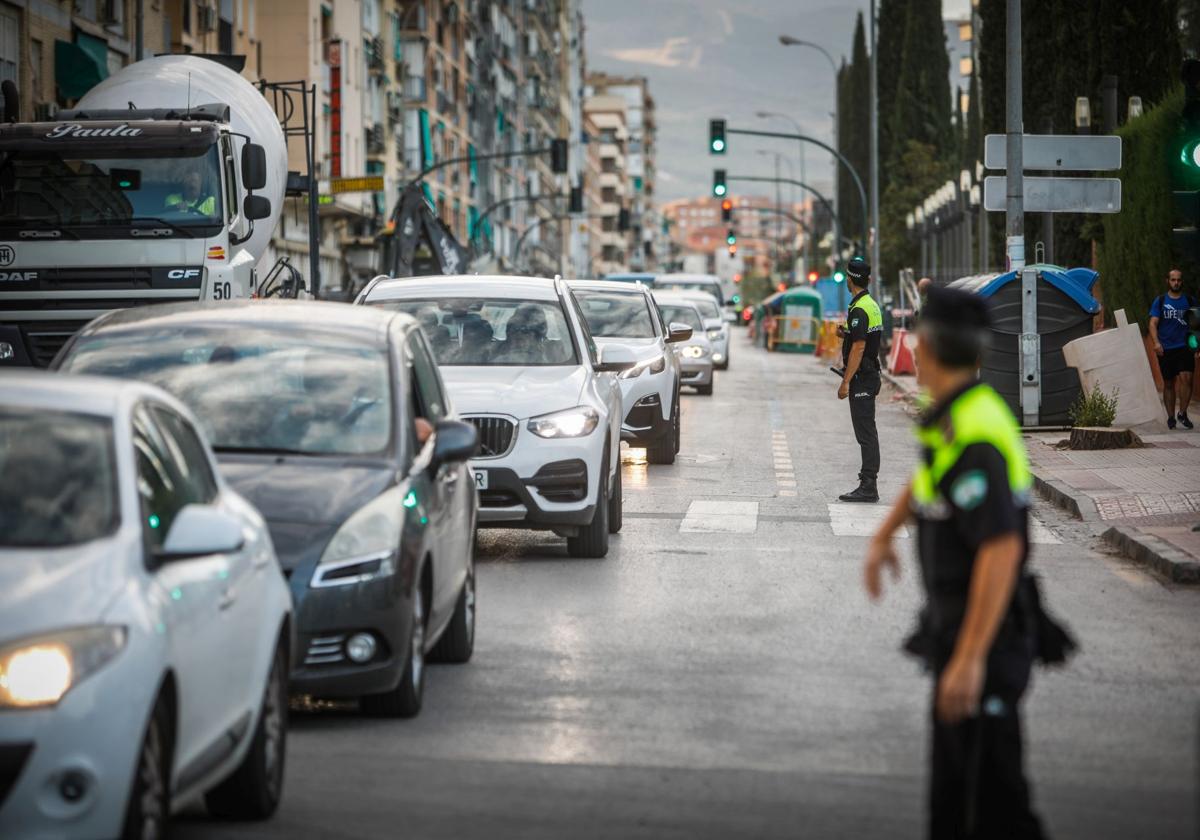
[581,0,972,207]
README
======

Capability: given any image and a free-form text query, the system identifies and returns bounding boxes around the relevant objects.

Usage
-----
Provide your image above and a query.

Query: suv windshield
[0,408,118,547]
[659,304,703,331]
[657,281,723,304]
[61,327,392,457]
[688,297,721,319]
[369,297,579,366]
[0,145,223,236]
[573,290,656,338]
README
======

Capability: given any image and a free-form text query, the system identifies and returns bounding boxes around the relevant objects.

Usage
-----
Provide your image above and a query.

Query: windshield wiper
[213,445,317,457]
[128,218,197,239]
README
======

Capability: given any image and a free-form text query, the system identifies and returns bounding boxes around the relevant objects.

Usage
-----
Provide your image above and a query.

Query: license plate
[473,470,489,490]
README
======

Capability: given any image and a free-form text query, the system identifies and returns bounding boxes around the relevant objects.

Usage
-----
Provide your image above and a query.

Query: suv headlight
[618,354,666,379]
[528,406,599,438]
[0,626,126,708]
[312,489,403,588]
[682,345,708,359]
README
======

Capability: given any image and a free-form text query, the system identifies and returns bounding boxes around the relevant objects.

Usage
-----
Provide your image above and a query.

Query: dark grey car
[54,300,479,718]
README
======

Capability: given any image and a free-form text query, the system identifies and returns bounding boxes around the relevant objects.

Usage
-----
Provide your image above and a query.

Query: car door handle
[219,587,236,611]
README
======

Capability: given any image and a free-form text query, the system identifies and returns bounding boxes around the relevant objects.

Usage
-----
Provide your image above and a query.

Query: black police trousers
[848,371,880,480]
[928,659,1046,840]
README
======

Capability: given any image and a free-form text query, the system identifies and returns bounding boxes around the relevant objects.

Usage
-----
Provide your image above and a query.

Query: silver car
[666,289,730,369]
[654,292,715,396]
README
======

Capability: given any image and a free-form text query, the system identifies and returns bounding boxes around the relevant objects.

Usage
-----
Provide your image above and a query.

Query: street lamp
[1075,96,1092,134]
[1127,96,1144,119]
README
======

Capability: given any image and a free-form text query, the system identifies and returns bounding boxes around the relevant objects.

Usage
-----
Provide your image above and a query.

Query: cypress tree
[964,67,983,170]
[875,0,908,193]
[889,0,953,161]
[836,13,871,253]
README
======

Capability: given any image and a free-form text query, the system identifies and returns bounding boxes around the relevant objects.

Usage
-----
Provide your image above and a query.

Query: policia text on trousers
[837,257,883,503]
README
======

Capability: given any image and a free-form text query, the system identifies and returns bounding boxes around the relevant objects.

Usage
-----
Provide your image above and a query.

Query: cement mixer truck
[0,55,296,367]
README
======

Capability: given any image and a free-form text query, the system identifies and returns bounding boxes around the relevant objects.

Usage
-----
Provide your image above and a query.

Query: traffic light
[617,207,630,232]
[713,169,727,197]
[709,119,726,154]
[569,183,583,213]
[727,243,737,256]
[833,270,846,283]
[550,138,569,173]
[733,273,742,283]
[1173,60,1200,259]
[726,228,737,246]
[807,270,819,283]
[731,294,741,305]
[1186,306,1200,349]
[721,198,733,222]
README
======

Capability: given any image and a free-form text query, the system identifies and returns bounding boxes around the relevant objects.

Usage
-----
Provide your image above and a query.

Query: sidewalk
[883,371,1200,583]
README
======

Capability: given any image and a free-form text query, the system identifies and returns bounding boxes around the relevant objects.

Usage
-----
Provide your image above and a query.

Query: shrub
[1068,386,1119,428]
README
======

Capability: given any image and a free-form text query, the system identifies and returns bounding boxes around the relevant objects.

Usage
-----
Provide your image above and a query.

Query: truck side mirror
[241,143,268,191]
[243,195,271,220]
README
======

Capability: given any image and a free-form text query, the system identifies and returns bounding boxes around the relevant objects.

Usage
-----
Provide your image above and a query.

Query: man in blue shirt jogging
[1149,268,1198,429]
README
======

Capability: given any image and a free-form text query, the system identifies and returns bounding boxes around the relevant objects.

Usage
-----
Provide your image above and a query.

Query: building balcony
[403,75,427,102]
[598,172,623,190]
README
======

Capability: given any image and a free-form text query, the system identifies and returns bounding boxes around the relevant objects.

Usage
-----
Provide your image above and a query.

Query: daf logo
[0,245,13,267]
[168,269,201,280]
[0,270,37,282]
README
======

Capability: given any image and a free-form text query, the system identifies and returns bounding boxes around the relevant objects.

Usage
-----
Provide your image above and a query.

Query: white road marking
[828,503,910,538]
[680,500,760,533]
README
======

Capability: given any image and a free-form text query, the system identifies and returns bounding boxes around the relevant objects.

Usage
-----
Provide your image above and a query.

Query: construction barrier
[887,327,916,375]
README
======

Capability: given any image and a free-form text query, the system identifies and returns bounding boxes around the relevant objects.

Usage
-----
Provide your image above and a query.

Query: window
[183,0,192,34]
[0,6,17,94]
[959,56,973,77]
[30,40,42,101]
[406,332,448,422]
[133,405,210,549]
[221,136,239,224]
[150,407,219,505]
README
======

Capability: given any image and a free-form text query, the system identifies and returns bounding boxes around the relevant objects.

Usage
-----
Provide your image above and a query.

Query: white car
[0,372,292,840]
[667,289,731,369]
[569,280,691,464]
[654,293,716,396]
[357,275,635,558]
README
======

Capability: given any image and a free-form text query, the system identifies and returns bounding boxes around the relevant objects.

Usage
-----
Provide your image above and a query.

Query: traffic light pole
[724,126,869,261]
[470,192,564,252]
[514,213,605,271]
[726,175,844,265]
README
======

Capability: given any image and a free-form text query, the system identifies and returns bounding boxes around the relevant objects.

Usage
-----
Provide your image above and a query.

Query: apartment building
[168,0,262,78]
[0,0,169,120]
[662,195,805,277]
[582,92,627,276]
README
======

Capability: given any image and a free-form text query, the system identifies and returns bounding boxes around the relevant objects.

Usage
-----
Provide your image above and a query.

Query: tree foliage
[1097,86,1185,331]
[836,13,871,253]
[881,140,954,289]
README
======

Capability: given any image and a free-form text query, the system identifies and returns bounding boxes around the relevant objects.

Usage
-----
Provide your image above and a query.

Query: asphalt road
[179,331,1200,840]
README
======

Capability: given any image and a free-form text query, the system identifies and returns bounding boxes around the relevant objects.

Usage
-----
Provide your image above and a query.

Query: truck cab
[0,104,270,366]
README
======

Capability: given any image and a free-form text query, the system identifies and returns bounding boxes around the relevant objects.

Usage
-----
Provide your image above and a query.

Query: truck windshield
[0,145,223,237]
[0,408,119,548]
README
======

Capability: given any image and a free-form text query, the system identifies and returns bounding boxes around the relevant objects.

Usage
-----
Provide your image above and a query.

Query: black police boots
[838,476,879,503]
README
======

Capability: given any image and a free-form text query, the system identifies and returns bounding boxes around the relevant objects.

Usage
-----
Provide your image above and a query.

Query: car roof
[1,370,177,419]
[655,273,721,284]
[662,288,721,302]
[653,293,704,310]
[567,279,650,295]
[363,274,562,303]
[76,300,410,348]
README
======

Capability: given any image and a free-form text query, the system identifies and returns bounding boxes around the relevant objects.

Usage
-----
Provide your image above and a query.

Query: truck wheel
[205,639,288,819]
[647,399,677,464]
[568,464,609,558]
[362,582,427,717]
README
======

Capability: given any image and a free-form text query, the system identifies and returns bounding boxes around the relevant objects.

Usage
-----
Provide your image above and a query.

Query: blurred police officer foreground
[862,286,1076,840]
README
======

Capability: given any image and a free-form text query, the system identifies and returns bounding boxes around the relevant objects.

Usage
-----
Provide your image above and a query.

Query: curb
[1101,525,1200,584]
[880,370,920,405]
[1031,473,1100,522]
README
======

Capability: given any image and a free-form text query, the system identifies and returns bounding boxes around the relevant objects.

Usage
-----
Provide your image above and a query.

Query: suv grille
[463,416,515,458]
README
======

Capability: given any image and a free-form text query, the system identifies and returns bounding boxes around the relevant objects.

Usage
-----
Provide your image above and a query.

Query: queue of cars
[0,273,729,839]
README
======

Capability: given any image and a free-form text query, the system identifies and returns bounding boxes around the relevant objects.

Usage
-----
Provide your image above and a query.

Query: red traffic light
[721,198,733,211]
[733,273,743,283]
[807,270,818,283]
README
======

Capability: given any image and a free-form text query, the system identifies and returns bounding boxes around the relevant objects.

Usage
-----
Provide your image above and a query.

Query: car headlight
[527,406,599,438]
[707,329,723,341]
[311,489,403,588]
[682,345,707,359]
[0,626,126,709]
[618,354,666,379]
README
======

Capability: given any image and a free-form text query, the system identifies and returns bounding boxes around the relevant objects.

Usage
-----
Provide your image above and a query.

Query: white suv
[357,275,635,558]
[569,280,691,464]
[654,293,716,396]
[0,372,292,840]
[668,289,731,369]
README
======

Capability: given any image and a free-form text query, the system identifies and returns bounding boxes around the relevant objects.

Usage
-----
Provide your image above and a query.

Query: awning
[55,38,108,100]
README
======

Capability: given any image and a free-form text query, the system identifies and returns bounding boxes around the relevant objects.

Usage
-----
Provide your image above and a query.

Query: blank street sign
[983,176,1122,213]
[984,134,1122,171]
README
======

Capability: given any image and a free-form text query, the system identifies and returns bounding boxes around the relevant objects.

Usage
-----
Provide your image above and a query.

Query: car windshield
[659,304,703,331]
[689,297,721,319]
[573,290,656,338]
[658,281,723,303]
[60,326,392,457]
[0,408,118,547]
[369,297,579,366]
[0,145,224,236]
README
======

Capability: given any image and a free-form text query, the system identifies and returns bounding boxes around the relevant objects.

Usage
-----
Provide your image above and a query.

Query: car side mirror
[431,419,479,468]
[156,504,244,563]
[666,322,693,343]
[243,194,272,220]
[593,343,637,373]
[242,142,268,191]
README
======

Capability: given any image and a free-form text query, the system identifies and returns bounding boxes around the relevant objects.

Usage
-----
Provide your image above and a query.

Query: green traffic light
[732,294,741,304]
[727,235,736,245]
[714,183,727,197]
[1190,334,1199,351]
[1183,140,1200,168]
[711,138,725,153]
[833,271,845,283]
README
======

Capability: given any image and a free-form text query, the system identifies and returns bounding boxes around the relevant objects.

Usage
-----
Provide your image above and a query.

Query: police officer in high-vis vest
[837,257,883,502]
[862,287,1074,840]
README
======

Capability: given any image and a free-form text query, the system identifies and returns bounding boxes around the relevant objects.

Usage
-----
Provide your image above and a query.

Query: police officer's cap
[920,286,991,330]
[847,256,870,280]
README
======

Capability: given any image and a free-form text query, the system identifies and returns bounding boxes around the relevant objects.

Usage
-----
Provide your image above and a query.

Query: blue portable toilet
[948,264,1100,426]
